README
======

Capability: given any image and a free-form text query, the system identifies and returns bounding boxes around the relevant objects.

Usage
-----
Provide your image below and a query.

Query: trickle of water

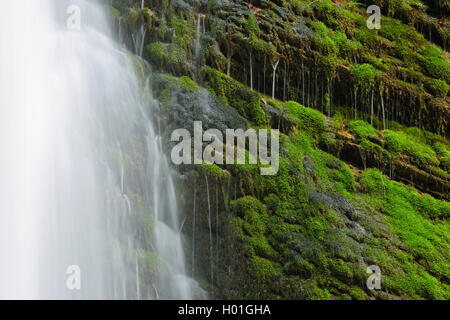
[250,50,253,90]
[0,0,198,299]
[371,89,374,126]
[192,185,196,276]
[381,90,386,130]
[302,62,305,105]
[205,176,213,282]
[272,59,279,99]
[132,23,147,57]
[195,13,202,68]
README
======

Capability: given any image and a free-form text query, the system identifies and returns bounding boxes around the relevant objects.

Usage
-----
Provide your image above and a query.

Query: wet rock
[263,106,296,134]
[303,155,318,178]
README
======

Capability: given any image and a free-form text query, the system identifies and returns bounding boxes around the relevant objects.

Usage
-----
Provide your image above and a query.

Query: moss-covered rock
[111,0,450,300]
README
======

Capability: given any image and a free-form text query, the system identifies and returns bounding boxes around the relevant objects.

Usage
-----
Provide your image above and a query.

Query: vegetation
[111,0,450,300]
[384,130,439,167]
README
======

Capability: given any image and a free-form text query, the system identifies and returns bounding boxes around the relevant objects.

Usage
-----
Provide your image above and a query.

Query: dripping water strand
[192,184,196,276]
[215,178,219,269]
[249,50,253,90]
[205,176,213,282]
[135,250,140,300]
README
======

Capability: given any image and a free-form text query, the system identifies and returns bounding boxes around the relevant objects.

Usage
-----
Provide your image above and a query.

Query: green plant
[424,79,449,98]
[285,101,326,137]
[384,130,439,167]
[348,120,377,140]
[351,64,377,92]
[179,76,199,93]
[147,42,166,67]
[418,46,450,82]
[434,142,450,172]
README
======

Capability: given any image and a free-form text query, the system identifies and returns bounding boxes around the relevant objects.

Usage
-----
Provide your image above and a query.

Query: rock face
[111,0,449,299]
[326,125,450,201]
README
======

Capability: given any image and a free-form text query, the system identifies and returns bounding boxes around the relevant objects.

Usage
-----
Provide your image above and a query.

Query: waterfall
[0,0,197,299]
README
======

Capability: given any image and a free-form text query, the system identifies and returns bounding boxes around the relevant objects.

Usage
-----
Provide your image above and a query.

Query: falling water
[215,180,219,266]
[192,185,196,276]
[195,13,202,68]
[302,62,305,105]
[205,176,213,281]
[370,89,374,126]
[381,91,386,130]
[0,0,197,299]
[132,23,147,57]
[272,59,279,99]
[249,50,253,90]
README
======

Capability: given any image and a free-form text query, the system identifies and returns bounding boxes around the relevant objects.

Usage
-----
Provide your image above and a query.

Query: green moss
[152,73,199,94]
[349,287,366,300]
[433,142,450,172]
[351,64,377,92]
[384,130,439,167]
[244,12,265,50]
[424,79,449,99]
[359,168,449,298]
[248,256,276,282]
[317,150,356,195]
[360,168,449,220]
[245,13,260,36]
[285,101,326,137]
[348,120,377,140]
[388,268,447,299]
[231,196,268,235]
[147,42,166,67]
[330,259,353,281]
[179,76,199,93]
[200,163,231,180]
[319,131,338,151]
[167,44,187,67]
[170,15,193,50]
[361,139,384,165]
[380,16,410,41]
[201,66,266,125]
[355,26,380,51]
[417,46,450,82]
[311,21,338,55]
